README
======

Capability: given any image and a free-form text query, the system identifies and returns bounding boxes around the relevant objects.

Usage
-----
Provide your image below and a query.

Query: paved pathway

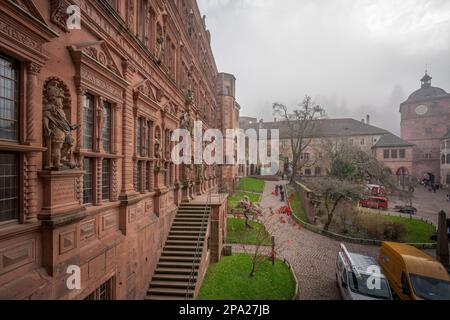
[232,180,438,300]
[390,186,450,226]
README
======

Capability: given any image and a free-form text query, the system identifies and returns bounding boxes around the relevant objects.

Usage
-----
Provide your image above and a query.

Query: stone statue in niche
[155,26,165,64]
[184,163,194,183]
[154,131,162,171]
[180,109,193,136]
[43,80,79,170]
[185,65,195,104]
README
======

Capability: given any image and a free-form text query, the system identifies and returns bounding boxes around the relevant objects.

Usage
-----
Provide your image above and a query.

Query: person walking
[280,185,285,202]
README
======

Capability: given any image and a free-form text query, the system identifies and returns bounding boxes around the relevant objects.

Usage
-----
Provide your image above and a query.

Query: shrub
[383,221,406,241]
[354,213,407,241]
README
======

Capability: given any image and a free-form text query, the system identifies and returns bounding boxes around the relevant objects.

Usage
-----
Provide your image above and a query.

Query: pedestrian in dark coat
[280,185,285,202]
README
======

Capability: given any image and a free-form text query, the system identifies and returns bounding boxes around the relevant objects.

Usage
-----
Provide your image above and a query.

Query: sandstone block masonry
[0,0,238,300]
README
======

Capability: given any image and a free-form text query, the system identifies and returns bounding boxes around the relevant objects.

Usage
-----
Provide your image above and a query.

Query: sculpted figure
[184,163,194,182]
[155,28,165,64]
[43,80,79,169]
[154,137,162,171]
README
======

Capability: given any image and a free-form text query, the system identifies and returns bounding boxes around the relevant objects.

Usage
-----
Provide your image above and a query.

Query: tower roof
[405,72,448,103]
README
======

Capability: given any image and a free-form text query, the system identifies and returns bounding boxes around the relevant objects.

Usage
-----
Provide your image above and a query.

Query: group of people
[274,184,286,202]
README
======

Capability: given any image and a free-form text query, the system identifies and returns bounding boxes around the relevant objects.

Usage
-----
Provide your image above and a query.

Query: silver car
[336,244,393,300]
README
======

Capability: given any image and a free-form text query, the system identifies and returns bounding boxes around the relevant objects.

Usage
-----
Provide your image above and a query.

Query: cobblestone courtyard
[234,180,437,300]
[390,186,450,226]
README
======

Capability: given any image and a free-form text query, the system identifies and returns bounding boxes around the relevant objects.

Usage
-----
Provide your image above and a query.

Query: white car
[336,244,393,300]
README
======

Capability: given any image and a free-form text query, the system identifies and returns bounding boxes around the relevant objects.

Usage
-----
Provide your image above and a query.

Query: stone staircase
[145,202,211,300]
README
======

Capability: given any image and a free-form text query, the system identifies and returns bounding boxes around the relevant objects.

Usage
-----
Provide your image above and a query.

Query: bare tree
[273,96,325,184]
[313,177,363,231]
[235,204,292,278]
[326,143,395,189]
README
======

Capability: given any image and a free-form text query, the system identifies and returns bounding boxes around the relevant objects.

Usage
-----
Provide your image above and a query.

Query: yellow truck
[378,242,450,300]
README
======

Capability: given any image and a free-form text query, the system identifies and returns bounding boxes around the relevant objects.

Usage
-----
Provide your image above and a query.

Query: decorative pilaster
[26,62,41,144]
[95,158,103,205]
[24,63,42,223]
[75,86,86,151]
[111,159,119,202]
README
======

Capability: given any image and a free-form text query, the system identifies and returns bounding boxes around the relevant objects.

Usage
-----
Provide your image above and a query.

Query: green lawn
[227,218,272,246]
[287,187,307,222]
[379,215,436,243]
[237,177,265,194]
[198,254,296,300]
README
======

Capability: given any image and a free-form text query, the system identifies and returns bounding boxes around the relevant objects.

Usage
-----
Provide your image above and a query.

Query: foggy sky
[197,0,450,135]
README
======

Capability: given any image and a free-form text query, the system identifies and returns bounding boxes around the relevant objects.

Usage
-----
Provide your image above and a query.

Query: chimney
[274,117,277,123]
[366,115,370,125]
[259,119,264,129]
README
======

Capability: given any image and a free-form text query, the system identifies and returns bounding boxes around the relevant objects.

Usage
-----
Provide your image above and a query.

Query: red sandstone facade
[0,0,237,300]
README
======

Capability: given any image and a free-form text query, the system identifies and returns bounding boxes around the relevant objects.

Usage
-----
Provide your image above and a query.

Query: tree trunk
[290,163,298,184]
[324,214,333,231]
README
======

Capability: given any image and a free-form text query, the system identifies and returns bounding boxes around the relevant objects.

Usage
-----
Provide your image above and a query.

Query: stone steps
[146,202,211,300]
[147,287,195,298]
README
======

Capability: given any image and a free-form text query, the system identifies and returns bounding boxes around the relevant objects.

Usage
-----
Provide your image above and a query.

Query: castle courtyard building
[400,72,450,184]
[0,0,238,300]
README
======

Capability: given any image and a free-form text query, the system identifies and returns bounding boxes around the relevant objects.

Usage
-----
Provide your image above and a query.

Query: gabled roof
[373,133,414,148]
[240,118,388,140]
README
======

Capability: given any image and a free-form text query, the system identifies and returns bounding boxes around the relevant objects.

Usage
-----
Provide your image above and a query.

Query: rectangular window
[83,94,94,150]
[139,0,149,43]
[136,118,141,155]
[147,120,153,157]
[384,150,390,159]
[85,278,114,300]
[142,121,148,157]
[137,161,143,192]
[0,152,18,222]
[143,161,148,192]
[391,149,398,159]
[102,159,110,201]
[399,149,406,159]
[360,139,365,145]
[447,154,450,164]
[0,55,18,141]
[83,158,93,204]
[102,101,112,152]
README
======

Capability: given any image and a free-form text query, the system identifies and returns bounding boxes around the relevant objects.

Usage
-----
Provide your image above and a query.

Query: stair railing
[185,190,213,299]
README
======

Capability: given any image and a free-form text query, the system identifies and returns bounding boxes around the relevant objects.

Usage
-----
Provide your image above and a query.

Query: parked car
[378,242,450,300]
[336,244,393,300]
[398,206,418,215]
[360,196,389,210]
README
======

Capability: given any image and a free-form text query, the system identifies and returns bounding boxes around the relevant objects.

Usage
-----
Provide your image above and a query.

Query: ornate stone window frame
[133,80,160,195]
[0,1,57,227]
[69,42,127,207]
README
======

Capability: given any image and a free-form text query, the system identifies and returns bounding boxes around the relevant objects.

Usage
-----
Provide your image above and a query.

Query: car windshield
[349,272,391,300]
[410,274,450,300]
